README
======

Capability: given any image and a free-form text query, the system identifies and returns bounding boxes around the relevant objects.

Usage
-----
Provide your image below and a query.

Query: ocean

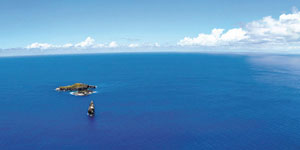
[0,53,300,150]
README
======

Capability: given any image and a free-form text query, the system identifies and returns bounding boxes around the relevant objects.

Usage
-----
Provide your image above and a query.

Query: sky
[1,0,300,56]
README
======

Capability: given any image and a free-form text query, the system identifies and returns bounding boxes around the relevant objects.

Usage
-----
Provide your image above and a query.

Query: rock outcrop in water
[56,83,96,91]
[56,83,96,96]
[72,90,94,96]
[88,100,95,116]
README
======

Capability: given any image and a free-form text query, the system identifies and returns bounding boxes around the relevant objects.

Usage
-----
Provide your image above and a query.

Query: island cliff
[56,83,96,91]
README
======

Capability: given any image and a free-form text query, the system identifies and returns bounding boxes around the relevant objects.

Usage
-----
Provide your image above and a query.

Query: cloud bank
[25,37,161,50]
[3,9,300,57]
[25,9,300,51]
[178,9,300,50]
[26,37,121,49]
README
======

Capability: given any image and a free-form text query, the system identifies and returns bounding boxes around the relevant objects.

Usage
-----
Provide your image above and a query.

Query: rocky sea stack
[88,100,95,116]
[56,83,96,96]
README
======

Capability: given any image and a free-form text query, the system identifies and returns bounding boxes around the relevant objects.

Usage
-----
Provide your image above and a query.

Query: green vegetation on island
[56,83,96,91]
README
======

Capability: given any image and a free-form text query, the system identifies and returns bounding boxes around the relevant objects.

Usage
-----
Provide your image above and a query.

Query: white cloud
[92,43,105,48]
[178,9,300,49]
[62,43,73,48]
[26,37,120,50]
[26,43,54,49]
[221,28,248,42]
[75,37,95,48]
[108,41,118,48]
[153,42,160,47]
[128,42,160,48]
[178,28,248,46]
[128,43,139,48]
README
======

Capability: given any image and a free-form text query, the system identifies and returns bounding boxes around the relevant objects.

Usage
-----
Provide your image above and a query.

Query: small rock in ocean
[88,100,95,116]
[71,89,94,96]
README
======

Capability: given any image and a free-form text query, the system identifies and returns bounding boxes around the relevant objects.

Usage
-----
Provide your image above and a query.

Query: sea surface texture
[0,53,300,150]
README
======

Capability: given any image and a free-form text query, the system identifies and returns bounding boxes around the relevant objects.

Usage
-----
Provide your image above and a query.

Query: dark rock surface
[88,101,95,116]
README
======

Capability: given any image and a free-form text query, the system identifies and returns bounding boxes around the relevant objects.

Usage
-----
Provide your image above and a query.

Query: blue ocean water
[0,53,300,150]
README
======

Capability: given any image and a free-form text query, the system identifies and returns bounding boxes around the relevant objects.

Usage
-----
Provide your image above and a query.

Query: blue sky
[1,0,300,55]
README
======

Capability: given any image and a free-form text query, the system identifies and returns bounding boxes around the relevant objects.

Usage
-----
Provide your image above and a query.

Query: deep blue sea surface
[0,53,300,150]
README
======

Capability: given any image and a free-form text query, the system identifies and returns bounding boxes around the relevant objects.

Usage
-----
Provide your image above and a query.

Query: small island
[56,83,97,96]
